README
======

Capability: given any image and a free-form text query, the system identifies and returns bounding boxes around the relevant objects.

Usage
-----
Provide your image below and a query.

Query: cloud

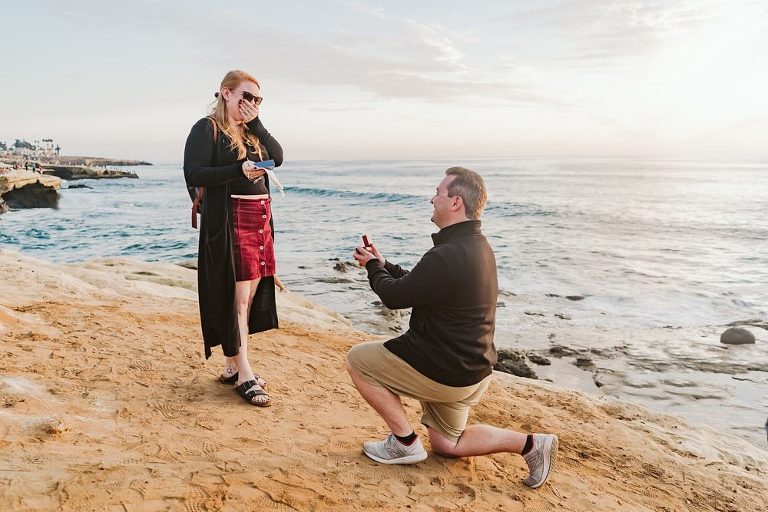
[492,0,768,71]
[222,4,564,108]
[11,1,567,109]
[403,20,467,69]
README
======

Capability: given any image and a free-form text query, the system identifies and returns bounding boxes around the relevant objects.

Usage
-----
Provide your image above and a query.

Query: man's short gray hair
[445,167,487,220]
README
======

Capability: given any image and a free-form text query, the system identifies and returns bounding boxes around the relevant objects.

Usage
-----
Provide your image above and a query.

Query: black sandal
[234,380,272,407]
[219,370,267,388]
[219,371,239,384]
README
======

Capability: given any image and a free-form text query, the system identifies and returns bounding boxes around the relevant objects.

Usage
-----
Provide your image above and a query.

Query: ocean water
[2,159,767,447]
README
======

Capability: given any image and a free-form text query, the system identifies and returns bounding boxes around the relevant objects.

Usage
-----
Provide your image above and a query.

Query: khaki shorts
[346,341,491,443]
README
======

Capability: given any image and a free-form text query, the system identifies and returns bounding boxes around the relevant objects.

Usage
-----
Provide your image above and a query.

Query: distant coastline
[0,154,148,214]
[41,155,153,167]
[0,154,152,167]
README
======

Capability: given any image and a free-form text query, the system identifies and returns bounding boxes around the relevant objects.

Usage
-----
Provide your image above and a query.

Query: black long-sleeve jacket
[183,116,283,358]
[365,220,498,386]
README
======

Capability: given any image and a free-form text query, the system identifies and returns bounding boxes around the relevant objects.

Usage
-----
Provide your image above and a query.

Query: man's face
[430,175,457,227]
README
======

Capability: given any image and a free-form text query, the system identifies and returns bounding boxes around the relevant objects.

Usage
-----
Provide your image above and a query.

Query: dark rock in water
[2,181,59,209]
[593,374,604,388]
[549,345,580,357]
[371,300,382,306]
[494,359,537,379]
[497,348,526,362]
[575,357,596,370]
[547,293,586,301]
[66,184,92,189]
[727,319,768,331]
[298,265,307,269]
[333,262,357,272]
[524,311,545,316]
[496,301,506,307]
[377,306,409,321]
[554,313,571,320]
[318,276,353,284]
[727,319,763,327]
[528,354,551,366]
[720,327,756,345]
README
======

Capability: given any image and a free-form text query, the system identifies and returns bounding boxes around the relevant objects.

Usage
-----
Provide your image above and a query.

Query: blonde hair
[210,70,263,160]
[445,167,488,220]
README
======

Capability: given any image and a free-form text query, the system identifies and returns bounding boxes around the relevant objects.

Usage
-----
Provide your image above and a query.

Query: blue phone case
[253,159,275,168]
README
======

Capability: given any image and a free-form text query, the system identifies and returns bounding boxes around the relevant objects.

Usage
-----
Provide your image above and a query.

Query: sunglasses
[241,91,263,106]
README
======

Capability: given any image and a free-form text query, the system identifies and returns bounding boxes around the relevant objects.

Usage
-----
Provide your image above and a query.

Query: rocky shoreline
[42,164,138,181]
[35,155,151,167]
[0,156,142,214]
[0,170,62,213]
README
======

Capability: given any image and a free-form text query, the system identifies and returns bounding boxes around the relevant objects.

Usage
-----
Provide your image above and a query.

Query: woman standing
[183,70,283,407]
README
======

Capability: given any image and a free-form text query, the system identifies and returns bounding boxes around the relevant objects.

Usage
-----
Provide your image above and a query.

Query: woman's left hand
[242,160,267,181]
[239,99,259,123]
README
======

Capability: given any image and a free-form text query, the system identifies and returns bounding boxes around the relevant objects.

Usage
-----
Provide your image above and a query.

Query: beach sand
[1,249,766,511]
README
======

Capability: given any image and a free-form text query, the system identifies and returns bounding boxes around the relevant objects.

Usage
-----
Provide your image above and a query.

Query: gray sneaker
[522,434,558,488]
[362,434,428,465]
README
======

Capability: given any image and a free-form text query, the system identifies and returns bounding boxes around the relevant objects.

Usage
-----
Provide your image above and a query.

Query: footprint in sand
[128,359,158,372]
[181,436,224,462]
[249,494,298,511]
[452,482,478,500]
[149,400,191,421]
[183,487,227,512]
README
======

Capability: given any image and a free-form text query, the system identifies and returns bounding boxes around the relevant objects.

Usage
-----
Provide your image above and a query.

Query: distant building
[12,139,35,157]
[9,138,60,158]
[35,139,57,157]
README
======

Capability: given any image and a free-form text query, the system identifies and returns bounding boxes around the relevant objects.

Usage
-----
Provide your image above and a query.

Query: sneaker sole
[362,449,428,465]
[526,436,558,489]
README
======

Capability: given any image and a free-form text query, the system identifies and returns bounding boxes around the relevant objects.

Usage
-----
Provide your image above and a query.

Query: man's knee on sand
[426,426,462,457]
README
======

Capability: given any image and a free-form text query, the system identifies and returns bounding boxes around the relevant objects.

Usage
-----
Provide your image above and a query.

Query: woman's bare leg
[223,279,265,386]
[234,278,260,382]
[233,278,269,405]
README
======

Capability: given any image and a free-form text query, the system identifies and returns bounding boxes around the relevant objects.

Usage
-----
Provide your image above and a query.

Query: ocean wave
[286,186,421,204]
[485,202,558,217]
[24,228,51,239]
[287,185,557,217]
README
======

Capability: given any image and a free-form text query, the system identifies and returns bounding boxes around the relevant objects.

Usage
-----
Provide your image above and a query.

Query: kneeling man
[347,167,557,489]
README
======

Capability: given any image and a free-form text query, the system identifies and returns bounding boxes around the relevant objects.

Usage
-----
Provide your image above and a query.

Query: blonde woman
[183,70,283,407]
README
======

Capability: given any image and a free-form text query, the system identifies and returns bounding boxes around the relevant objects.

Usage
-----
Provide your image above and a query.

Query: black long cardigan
[183,117,284,358]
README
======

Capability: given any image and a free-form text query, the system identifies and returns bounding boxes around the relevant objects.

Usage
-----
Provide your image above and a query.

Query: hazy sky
[2,0,767,162]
